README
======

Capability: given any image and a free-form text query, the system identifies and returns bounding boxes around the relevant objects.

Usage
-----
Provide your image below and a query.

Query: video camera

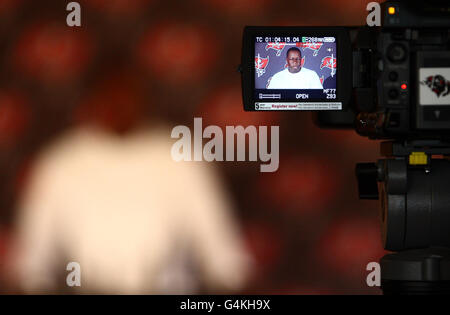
[240,0,450,294]
[241,0,450,139]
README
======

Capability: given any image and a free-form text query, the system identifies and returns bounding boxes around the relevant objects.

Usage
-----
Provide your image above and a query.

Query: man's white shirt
[267,67,323,89]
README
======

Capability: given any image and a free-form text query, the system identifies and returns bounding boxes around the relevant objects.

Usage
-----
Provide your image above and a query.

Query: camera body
[240,0,450,293]
[241,0,450,140]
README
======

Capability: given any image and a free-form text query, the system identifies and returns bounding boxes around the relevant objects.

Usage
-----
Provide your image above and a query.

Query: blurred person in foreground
[7,74,251,294]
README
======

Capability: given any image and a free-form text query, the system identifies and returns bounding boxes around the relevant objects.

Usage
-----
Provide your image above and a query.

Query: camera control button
[388,89,399,99]
[387,43,407,63]
[389,71,398,81]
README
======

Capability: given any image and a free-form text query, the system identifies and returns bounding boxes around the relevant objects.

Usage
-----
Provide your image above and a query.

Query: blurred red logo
[255,55,269,77]
[421,75,450,97]
[297,42,323,56]
[265,42,285,56]
[320,55,336,76]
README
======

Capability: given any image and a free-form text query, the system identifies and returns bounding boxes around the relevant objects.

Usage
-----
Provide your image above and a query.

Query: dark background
[0,0,386,294]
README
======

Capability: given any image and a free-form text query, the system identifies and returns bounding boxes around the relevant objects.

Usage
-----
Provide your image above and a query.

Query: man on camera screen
[267,47,323,89]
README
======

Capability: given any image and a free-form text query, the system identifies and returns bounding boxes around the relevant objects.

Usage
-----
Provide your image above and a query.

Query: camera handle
[357,140,450,294]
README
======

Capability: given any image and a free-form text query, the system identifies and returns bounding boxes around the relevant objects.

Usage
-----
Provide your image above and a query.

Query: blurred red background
[0,0,386,294]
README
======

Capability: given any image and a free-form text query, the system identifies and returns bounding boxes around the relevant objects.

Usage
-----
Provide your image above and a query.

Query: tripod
[357,140,450,294]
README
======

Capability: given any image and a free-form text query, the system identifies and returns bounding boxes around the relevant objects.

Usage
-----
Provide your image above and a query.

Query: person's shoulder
[301,67,317,75]
[272,68,289,79]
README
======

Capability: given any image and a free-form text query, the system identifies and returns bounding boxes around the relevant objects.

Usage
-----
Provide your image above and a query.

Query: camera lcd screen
[254,36,340,110]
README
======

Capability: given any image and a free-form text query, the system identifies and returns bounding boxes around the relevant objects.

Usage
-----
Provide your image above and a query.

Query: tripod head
[357,140,450,294]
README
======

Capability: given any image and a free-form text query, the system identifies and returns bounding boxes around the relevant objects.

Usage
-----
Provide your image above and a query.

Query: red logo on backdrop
[265,42,286,56]
[296,42,323,57]
[319,75,324,85]
[255,55,269,77]
[320,55,336,76]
